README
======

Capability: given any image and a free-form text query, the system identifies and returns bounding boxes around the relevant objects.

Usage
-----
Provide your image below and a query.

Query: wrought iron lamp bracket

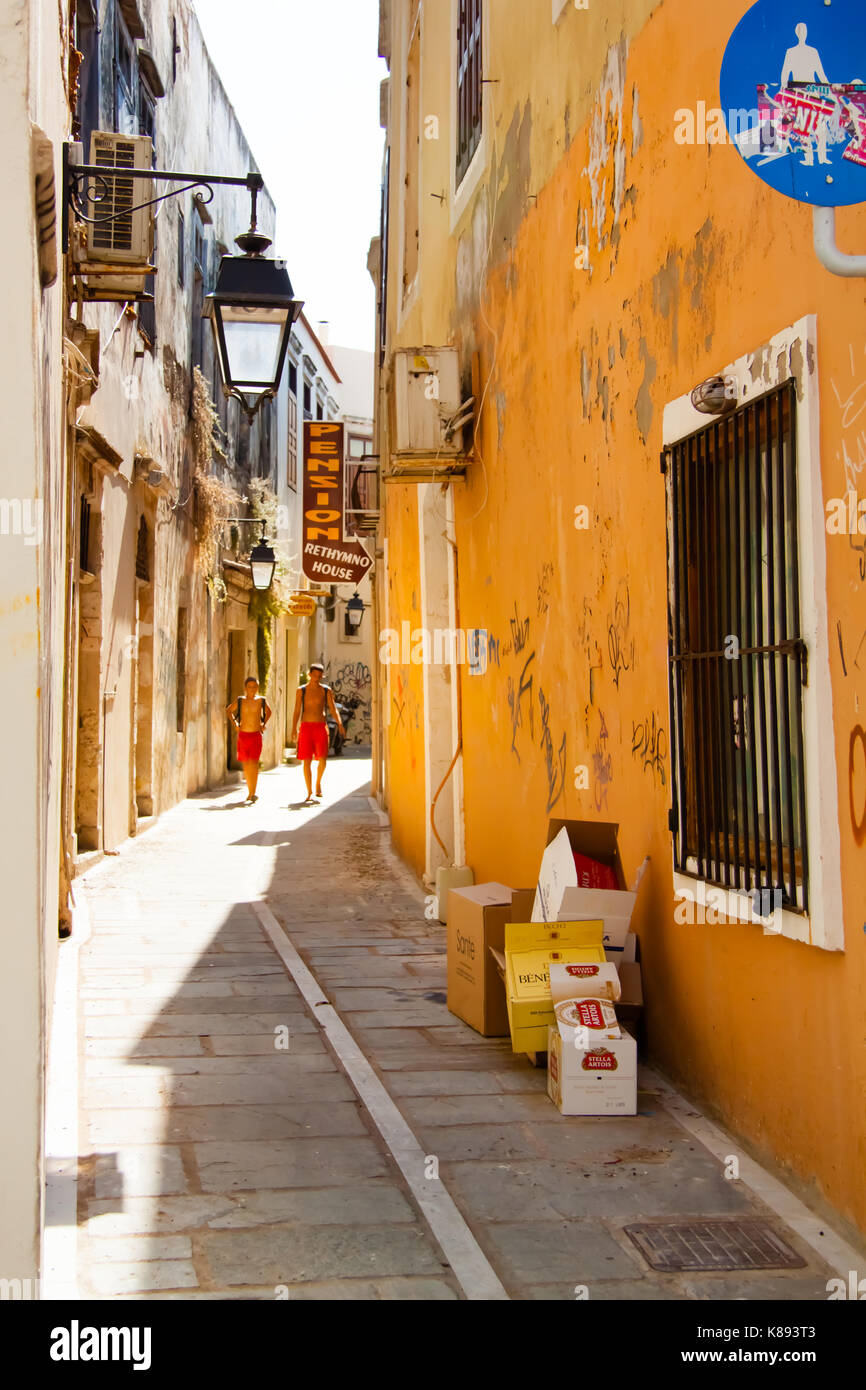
[62,143,266,254]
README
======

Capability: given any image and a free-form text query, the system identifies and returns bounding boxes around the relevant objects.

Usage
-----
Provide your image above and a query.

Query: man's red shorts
[297,721,329,760]
[236,730,263,763]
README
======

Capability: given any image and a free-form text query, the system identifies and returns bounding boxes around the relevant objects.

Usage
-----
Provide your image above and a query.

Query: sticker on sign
[720,0,866,207]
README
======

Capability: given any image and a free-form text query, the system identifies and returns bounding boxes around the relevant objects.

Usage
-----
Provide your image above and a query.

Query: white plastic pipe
[813,206,866,277]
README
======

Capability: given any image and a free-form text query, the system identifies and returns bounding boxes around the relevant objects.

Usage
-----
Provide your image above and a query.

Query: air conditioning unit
[80,132,154,297]
[391,348,474,475]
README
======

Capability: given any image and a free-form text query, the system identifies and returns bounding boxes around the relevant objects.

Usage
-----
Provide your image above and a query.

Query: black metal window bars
[665,379,809,915]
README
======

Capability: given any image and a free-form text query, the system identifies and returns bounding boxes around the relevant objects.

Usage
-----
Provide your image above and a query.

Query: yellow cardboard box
[504,921,606,1053]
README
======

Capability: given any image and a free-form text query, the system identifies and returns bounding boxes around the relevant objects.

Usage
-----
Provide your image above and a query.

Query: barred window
[457,0,483,185]
[666,381,808,914]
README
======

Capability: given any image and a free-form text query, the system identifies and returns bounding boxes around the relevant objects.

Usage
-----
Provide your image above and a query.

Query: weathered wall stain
[635,337,657,443]
[850,725,866,845]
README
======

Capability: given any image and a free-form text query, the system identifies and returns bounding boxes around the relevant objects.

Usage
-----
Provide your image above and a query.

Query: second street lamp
[225,517,277,593]
[249,537,277,592]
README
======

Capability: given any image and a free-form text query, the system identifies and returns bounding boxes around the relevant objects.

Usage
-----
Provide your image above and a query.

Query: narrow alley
[55,758,852,1302]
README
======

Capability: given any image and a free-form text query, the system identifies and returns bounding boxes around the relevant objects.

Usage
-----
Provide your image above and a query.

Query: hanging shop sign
[288,594,317,617]
[720,0,866,206]
[302,422,373,586]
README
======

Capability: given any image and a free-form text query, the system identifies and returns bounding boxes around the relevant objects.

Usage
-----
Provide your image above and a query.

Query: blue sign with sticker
[720,0,866,206]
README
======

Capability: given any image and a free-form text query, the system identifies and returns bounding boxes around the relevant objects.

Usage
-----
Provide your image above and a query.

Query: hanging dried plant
[191,368,239,595]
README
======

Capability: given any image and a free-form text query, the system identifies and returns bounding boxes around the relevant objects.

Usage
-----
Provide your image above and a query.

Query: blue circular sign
[720,0,866,206]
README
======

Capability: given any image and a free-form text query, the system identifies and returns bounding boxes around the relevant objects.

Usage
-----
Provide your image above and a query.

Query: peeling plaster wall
[380,0,866,1237]
[73,0,277,840]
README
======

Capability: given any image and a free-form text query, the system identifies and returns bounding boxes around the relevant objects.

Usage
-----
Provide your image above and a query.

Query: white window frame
[449,0,491,234]
[397,2,423,328]
[663,314,843,952]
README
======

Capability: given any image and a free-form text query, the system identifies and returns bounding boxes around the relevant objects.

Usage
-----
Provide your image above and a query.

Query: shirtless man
[226,676,272,804]
[290,662,344,803]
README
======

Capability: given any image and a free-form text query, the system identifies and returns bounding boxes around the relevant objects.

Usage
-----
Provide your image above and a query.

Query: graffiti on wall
[632,710,668,786]
[607,579,634,690]
[507,653,535,762]
[327,659,372,743]
[539,685,567,812]
[537,562,554,617]
[591,708,613,811]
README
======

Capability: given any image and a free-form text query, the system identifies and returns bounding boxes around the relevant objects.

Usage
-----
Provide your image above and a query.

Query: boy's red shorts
[236,730,263,763]
[297,721,329,759]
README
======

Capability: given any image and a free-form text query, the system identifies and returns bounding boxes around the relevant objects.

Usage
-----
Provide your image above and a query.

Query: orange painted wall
[383,486,427,876]
[382,0,866,1237]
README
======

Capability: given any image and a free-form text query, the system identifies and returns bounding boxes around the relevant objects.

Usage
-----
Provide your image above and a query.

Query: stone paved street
[70,756,845,1300]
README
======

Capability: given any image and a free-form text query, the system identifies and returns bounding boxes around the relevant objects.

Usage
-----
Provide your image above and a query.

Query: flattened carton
[504,921,606,1053]
[532,819,646,954]
[547,1024,637,1116]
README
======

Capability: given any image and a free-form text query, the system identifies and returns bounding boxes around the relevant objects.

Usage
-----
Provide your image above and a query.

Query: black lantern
[204,178,303,419]
[249,537,277,592]
[345,591,365,635]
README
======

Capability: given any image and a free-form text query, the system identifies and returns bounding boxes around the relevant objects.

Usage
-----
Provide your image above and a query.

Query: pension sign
[302,422,372,586]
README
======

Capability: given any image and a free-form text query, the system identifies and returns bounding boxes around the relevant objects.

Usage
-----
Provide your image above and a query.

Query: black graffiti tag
[539,686,566,812]
[632,711,668,786]
[507,652,535,762]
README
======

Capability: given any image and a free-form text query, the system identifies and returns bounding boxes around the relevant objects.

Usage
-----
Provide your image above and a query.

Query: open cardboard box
[447,884,535,1037]
[504,920,606,1053]
[532,819,647,954]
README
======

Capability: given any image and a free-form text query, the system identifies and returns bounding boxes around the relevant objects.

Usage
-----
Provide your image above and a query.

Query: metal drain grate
[624,1220,807,1272]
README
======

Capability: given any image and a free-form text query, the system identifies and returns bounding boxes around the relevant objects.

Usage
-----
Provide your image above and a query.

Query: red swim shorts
[297,721,329,760]
[236,730,263,763]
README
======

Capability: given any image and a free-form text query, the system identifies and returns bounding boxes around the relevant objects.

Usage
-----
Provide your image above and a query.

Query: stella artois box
[549,961,621,1003]
[551,996,622,1046]
[547,1024,637,1116]
[504,920,606,1053]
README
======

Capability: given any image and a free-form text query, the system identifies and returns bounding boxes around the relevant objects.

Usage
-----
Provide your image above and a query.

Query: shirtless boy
[226,676,272,804]
[290,662,344,803]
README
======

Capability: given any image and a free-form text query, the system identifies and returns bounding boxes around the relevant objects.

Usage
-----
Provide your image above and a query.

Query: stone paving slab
[201,1223,446,1285]
[191,1138,391,1192]
[87,1102,370,1145]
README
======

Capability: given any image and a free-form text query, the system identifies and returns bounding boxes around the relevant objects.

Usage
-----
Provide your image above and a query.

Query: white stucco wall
[0,0,70,1281]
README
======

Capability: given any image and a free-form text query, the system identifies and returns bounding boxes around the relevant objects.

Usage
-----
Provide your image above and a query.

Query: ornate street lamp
[345,591,365,634]
[225,517,277,592]
[249,536,277,592]
[204,176,303,420]
[62,149,302,422]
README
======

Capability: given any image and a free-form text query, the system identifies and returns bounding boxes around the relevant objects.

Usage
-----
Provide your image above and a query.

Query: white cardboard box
[532,823,644,950]
[547,1024,637,1115]
[605,932,638,966]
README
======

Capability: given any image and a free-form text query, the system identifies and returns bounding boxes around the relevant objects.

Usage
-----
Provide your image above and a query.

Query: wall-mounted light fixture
[345,591,365,637]
[224,517,276,592]
[63,151,302,419]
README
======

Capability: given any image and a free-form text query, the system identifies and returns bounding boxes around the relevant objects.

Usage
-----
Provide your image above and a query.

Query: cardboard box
[616,959,644,1030]
[547,1024,637,1115]
[447,884,534,1036]
[605,932,638,966]
[549,961,621,1002]
[505,920,606,1053]
[533,820,645,951]
[447,883,511,1036]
